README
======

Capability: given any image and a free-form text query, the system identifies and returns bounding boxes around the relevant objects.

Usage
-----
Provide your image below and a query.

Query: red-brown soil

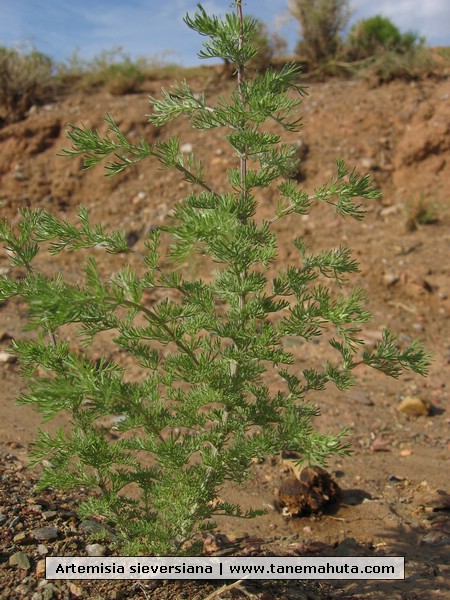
[0,72,449,599]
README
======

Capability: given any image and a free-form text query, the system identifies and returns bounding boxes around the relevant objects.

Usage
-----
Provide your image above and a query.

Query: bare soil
[0,71,449,599]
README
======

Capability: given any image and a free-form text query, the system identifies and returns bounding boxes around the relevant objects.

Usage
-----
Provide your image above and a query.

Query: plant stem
[236,0,247,216]
[120,299,199,366]
[231,0,248,379]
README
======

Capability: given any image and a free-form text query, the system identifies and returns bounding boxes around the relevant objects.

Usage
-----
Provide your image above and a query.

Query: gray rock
[32,526,59,541]
[42,510,58,521]
[79,519,109,536]
[9,551,31,570]
[79,519,117,541]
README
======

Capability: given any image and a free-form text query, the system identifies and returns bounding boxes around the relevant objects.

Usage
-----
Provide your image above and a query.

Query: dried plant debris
[276,466,341,518]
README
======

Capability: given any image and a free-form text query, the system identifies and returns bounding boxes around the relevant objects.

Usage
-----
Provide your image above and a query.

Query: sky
[1,0,449,66]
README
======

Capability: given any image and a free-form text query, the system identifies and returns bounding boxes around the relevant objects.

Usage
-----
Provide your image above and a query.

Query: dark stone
[31,526,59,541]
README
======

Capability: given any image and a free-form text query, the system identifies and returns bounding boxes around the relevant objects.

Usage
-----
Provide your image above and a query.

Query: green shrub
[288,0,352,64]
[343,16,435,82]
[361,46,436,83]
[0,1,430,556]
[101,60,145,95]
[347,15,424,60]
[0,46,55,122]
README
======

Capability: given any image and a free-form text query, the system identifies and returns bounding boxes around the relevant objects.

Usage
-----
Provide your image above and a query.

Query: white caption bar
[46,556,405,580]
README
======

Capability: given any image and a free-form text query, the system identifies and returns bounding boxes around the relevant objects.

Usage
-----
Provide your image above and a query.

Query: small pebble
[180,142,193,154]
[13,531,32,544]
[86,543,107,557]
[399,448,412,457]
[0,350,16,363]
[360,157,377,170]
[388,475,404,483]
[32,526,59,541]
[37,544,49,555]
[383,272,399,287]
[397,396,431,417]
[370,438,391,452]
[42,510,58,521]
[9,551,31,570]
[68,583,84,598]
[35,558,46,578]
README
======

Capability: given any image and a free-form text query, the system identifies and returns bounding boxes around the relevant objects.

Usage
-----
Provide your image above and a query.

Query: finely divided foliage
[0,2,430,555]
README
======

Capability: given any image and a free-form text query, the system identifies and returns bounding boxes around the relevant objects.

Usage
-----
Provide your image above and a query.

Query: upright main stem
[231,0,248,381]
[236,0,247,215]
